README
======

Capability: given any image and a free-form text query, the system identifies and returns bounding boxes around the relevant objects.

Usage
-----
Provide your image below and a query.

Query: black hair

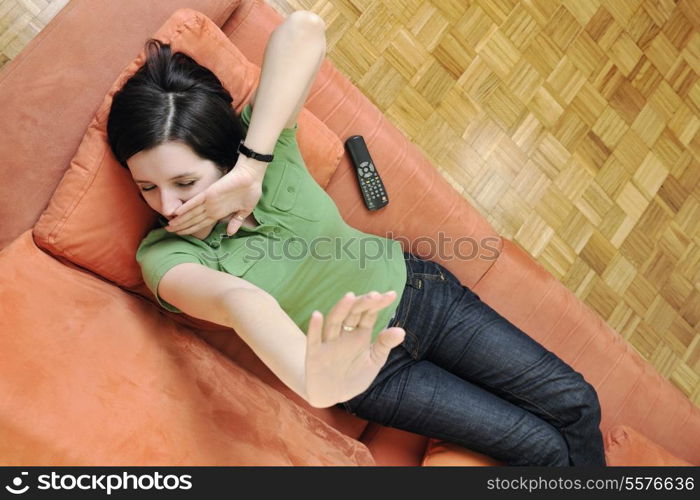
[107,38,243,174]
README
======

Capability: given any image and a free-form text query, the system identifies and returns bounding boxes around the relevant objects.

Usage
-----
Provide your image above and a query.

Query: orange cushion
[604,424,694,466]
[422,424,695,466]
[0,0,244,251]
[421,439,504,466]
[0,230,374,465]
[33,8,343,295]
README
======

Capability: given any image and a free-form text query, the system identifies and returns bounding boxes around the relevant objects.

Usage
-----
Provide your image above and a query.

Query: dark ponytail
[107,39,243,174]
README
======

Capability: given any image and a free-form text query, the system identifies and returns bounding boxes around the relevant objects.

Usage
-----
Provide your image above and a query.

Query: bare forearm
[221,288,309,402]
[242,11,326,177]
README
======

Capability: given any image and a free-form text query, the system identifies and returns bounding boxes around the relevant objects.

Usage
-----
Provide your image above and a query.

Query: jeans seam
[483,352,565,426]
[403,327,421,359]
[498,388,564,426]
[396,282,414,328]
[385,368,411,427]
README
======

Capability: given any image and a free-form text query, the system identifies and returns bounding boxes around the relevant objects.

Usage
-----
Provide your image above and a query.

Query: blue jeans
[339,251,606,466]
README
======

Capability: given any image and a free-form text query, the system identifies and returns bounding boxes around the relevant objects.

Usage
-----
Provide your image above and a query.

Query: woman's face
[128,141,224,220]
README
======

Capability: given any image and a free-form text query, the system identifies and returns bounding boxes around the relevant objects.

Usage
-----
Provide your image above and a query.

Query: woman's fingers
[173,195,205,219]
[172,192,204,216]
[323,292,357,343]
[355,298,388,330]
[341,292,367,328]
[226,214,247,237]
[306,310,323,349]
[169,212,211,234]
[370,327,406,365]
[166,205,206,232]
[331,291,397,340]
[354,291,396,331]
[320,290,398,344]
[344,291,396,328]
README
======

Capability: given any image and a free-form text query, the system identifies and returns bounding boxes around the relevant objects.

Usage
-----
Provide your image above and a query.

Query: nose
[160,191,184,219]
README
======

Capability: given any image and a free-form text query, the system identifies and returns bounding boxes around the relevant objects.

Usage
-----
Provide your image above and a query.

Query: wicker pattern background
[0,0,68,67]
[2,0,699,409]
[269,0,700,409]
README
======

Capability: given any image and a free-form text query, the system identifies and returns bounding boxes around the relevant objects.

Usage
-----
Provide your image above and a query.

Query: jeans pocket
[406,255,448,282]
[412,270,447,281]
[430,261,482,301]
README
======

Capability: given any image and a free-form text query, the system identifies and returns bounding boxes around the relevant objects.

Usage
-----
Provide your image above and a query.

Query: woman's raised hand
[304,290,406,408]
[164,157,264,238]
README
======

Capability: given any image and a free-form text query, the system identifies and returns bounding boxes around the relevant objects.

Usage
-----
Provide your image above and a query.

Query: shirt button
[287,186,295,193]
[209,241,220,249]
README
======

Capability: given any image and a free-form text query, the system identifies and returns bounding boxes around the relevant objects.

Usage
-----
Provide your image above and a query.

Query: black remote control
[344,135,389,211]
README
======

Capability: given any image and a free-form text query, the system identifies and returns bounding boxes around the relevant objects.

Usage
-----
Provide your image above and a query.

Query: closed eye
[141,181,196,192]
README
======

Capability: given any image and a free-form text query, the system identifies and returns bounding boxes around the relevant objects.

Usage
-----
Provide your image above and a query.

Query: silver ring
[233,214,246,221]
[341,323,356,332]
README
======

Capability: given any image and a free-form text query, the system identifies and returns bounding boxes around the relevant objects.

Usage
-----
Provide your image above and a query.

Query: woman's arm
[239,10,327,179]
[165,11,327,237]
[221,287,404,408]
[159,261,311,399]
[159,262,404,408]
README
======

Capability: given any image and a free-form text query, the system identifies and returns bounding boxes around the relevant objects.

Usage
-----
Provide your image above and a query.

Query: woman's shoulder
[136,227,204,262]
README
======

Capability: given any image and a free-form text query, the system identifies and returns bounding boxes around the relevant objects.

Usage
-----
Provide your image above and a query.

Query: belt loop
[404,252,422,289]
[408,277,423,289]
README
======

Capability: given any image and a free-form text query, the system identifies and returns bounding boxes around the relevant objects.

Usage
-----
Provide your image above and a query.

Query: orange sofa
[1,0,698,466]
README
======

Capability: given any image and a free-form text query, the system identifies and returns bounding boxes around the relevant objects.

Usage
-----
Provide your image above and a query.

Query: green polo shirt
[135,104,406,343]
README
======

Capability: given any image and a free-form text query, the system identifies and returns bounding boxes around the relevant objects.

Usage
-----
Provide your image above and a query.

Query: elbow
[306,397,335,409]
[287,10,326,34]
[277,11,326,61]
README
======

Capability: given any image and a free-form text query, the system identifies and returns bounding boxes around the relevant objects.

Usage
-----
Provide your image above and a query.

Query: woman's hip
[339,251,476,411]
[389,251,482,360]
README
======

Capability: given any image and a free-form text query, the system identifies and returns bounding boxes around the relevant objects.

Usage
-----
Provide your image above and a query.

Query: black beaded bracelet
[237,141,274,163]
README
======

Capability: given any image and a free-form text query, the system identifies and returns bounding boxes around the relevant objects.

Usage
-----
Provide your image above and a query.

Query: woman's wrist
[238,141,275,163]
[235,155,269,182]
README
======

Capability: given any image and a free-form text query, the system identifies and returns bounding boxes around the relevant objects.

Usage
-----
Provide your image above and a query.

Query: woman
[107,11,606,466]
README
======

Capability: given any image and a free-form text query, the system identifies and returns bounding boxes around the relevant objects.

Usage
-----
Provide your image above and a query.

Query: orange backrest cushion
[604,424,694,466]
[33,8,343,292]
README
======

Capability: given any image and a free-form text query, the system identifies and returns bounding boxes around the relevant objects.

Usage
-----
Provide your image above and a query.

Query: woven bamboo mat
[264,0,700,409]
[2,0,700,409]
[0,0,68,67]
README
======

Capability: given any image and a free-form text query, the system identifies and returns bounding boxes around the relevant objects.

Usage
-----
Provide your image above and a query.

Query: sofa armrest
[0,230,375,465]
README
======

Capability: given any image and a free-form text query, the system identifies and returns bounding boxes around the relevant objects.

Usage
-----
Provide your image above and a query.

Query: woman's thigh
[340,251,603,465]
[346,358,570,466]
[399,253,597,430]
